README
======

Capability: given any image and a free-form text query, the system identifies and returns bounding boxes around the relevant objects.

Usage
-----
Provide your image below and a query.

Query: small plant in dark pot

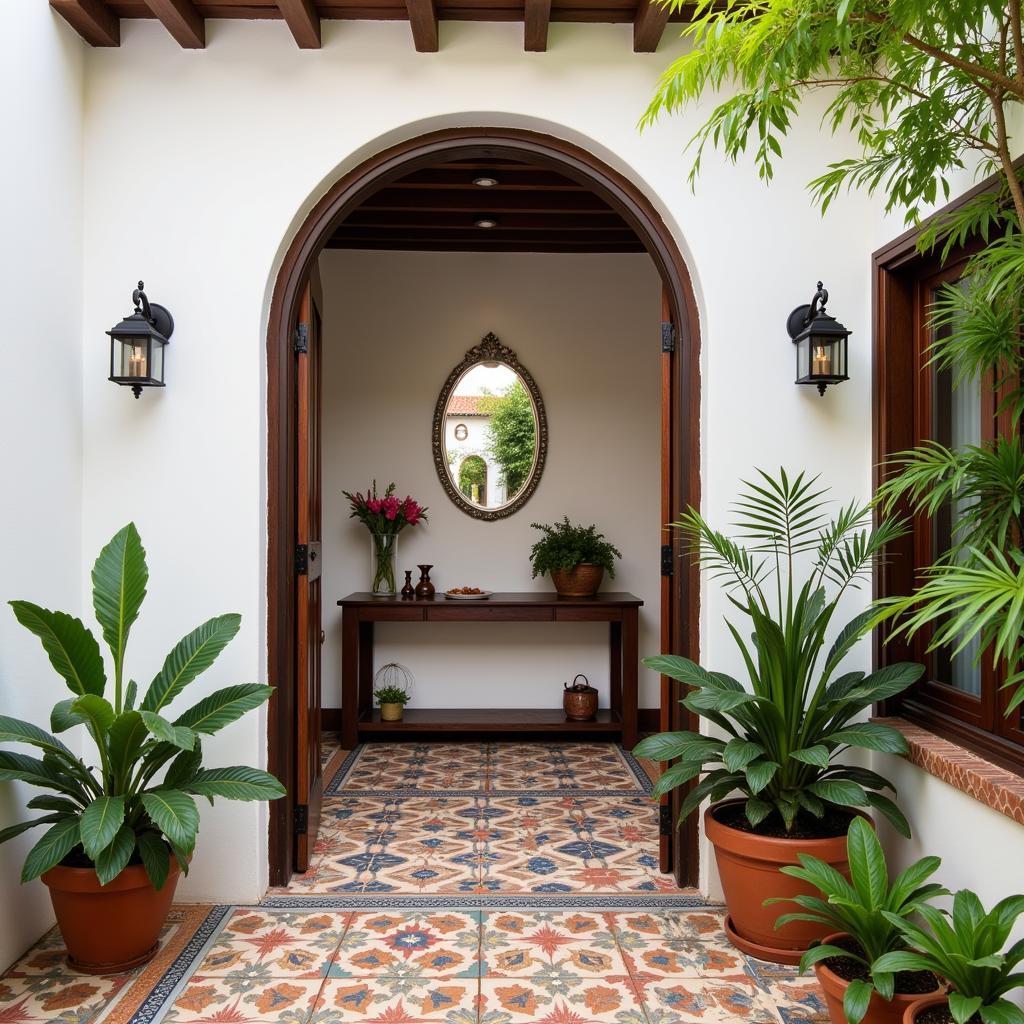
[529,517,622,598]
[634,469,922,964]
[0,524,284,974]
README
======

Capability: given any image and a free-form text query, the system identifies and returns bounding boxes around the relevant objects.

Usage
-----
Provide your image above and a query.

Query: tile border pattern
[877,716,1024,825]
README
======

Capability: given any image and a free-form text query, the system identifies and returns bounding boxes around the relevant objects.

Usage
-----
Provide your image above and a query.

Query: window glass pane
[930,280,983,697]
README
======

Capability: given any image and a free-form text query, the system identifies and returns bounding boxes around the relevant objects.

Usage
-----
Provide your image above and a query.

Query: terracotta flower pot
[902,995,951,1024]
[379,702,404,722]
[550,564,604,598]
[815,934,944,1024]
[42,857,181,974]
[705,799,868,965]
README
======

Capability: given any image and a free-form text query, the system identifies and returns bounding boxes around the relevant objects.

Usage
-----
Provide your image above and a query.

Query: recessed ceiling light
[473,174,500,188]
[474,217,499,229]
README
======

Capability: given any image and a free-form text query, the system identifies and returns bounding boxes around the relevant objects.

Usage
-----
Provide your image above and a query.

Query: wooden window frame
[873,180,1024,775]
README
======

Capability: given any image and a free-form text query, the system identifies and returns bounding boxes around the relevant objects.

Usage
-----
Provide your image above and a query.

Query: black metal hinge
[661,544,674,577]
[659,804,672,836]
[661,322,675,353]
[293,804,308,835]
[296,544,308,575]
[294,323,309,354]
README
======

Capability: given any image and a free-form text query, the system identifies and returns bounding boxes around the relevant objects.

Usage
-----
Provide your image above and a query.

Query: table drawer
[360,605,426,621]
[554,606,621,622]
[426,605,553,622]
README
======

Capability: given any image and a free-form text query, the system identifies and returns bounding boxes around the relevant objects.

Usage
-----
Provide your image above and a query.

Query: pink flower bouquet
[343,482,428,595]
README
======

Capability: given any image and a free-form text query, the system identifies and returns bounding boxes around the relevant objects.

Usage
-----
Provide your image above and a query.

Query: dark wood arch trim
[266,126,702,886]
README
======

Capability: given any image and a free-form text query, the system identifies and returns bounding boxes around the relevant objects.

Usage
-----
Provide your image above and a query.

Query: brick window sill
[874,717,1024,825]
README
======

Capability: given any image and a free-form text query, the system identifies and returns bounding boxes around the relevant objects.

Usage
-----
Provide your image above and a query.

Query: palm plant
[634,469,923,834]
[0,523,284,888]
[769,817,946,1024]
[874,890,1024,1024]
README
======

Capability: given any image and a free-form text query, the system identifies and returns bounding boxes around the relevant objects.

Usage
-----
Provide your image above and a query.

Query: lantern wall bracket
[785,281,828,342]
[133,281,175,342]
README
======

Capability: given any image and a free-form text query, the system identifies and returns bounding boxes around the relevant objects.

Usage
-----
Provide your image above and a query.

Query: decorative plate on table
[444,589,493,600]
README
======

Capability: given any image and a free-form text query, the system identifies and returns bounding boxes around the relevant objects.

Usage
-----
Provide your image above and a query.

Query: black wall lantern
[787,281,850,396]
[108,281,173,398]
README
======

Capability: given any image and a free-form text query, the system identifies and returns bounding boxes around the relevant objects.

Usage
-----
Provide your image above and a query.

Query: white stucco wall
[0,5,85,972]
[318,250,661,711]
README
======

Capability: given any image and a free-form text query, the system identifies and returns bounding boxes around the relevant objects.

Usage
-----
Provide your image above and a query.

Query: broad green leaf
[71,694,116,737]
[723,739,765,772]
[825,723,909,754]
[846,817,887,909]
[633,731,723,762]
[0,750,86,799]
[790,745,830,768]
[142,615,241,714]
[745,759,779,793]
[80,795,126,860]
[107,711,149,782]
[141,790,200,852]
[981,1001,1024,1024]
[865,792,912,839]
[0,816,63,845]
[27,795,82,814]
[9,602,106,698]
[174,684,273,735]
[95,824,136,886]
[0,716,77,760]
[21,818,82,882]
[137,831,171,891]
[845,663,925,706]
[744,796,772,827]
[140,711,196,751]
[874,971,895,1002]
[798,943,851,973]
[651,760,704,800]
[51,698,86,734]
[124,680,138,711]
[843,979,873,1024]
[872,951,932,974]
[184,767,285,802]
[807,779,870,807]
[164,742,203,789]
[950,994,984,1024]
[91,523,148,674]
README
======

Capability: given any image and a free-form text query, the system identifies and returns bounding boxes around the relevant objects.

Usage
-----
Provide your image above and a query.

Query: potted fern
[634,469,923,964]
[0,524,284,974]
[529,517,622,598]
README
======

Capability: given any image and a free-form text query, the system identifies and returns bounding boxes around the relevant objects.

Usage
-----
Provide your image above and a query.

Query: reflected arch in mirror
[432,333,548,520]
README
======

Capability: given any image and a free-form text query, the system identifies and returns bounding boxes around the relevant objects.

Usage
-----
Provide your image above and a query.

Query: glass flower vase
[370,532,398,596]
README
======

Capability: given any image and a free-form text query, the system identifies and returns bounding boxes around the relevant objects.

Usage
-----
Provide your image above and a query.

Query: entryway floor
[0,743,828,1024]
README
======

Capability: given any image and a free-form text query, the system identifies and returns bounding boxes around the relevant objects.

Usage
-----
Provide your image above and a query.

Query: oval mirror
[432,333,547,520]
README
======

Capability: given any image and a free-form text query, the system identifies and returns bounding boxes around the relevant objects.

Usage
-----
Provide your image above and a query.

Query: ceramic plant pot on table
[551,564,604,598]
[42,859,182,974]
[813,934,943,1024]
[705,799,870,965]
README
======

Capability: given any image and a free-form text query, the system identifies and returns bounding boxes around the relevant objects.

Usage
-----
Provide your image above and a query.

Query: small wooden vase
[415,564,435,600]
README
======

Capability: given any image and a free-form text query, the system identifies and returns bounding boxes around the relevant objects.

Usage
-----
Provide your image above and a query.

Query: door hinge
[293,804,308,835]
[661,322,675,353]
[296,543,308,575]
[294,323,309,354]
[659,803,672,836]
[661,544,674,577]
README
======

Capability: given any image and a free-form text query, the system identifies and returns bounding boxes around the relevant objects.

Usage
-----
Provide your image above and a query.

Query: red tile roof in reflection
[446,396,490,416]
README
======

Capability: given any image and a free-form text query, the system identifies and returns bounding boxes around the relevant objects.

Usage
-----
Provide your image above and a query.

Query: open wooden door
[294,279,324,872]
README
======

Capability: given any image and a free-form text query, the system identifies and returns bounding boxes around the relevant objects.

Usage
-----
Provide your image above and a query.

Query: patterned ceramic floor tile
[331,911,482,978]
[758,976,829,1024]
[0,973,131,1023]
[479,977,647,1022]
[162,975,323,1022]
[639,977,787,1024]
[482,911,625,978]
[315,977,478,1021]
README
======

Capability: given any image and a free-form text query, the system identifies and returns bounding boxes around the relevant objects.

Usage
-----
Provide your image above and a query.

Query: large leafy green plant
[769,817,946,1024]
[529,518,622,577]
[874,891,1024,1024]
[0,524,284,888]
[644,0,1024,715]
[634,469,923,834]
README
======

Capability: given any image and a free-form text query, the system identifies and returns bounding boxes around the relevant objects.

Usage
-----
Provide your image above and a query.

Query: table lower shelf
[357,708,623,733]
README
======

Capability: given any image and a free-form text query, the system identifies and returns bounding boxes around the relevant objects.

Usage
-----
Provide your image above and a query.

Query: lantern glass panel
[809,336,837,379]
[796,336,810,381]
[117,337,149,379]
[150,340,164,384]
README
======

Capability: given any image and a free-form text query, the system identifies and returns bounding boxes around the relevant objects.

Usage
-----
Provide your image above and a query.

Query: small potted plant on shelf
[529,517,622,598]
[0,524,284,975]
[873,889,1024,1024]
[633,468,923,964]
[373,662,413,722]
[770,817,945,1024]
[343,481,428,597]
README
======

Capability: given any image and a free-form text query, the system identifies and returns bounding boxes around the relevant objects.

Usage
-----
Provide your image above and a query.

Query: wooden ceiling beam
[50,0,120,46]
[361,189,612,212]
[342,211,630,230]
[523,0,551,51]
[632,0,669,51]
[326,239,646,252]
[144,0,205,47]
[278,0,322,47]
[405,0,438,50]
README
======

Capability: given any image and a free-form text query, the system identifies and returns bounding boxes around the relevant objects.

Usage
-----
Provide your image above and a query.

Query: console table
[337,592,643,750]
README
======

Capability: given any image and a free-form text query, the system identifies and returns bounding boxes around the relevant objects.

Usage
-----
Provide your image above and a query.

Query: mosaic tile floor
[0,742,827,1024]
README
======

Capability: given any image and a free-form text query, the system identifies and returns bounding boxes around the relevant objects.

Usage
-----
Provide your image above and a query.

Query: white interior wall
[318,250,661,710]
[0,6,85,972]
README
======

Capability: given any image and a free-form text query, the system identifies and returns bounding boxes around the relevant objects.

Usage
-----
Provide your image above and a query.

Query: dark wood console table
[337,592,643,750]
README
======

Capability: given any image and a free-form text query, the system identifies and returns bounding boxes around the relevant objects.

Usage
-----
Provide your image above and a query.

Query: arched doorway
[266,126,701,887]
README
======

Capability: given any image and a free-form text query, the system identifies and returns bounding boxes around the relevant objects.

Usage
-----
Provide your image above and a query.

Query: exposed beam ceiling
[328,156,646,252]
[54,0,691,49]
[50,0,120,46]
[278,0,322,47]
[144,0,205,47]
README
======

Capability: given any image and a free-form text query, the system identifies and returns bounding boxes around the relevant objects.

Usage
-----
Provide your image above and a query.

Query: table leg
[609,621,622,720]
[622,607,639,750]
[358,621,374,722]
[341,608,359,750]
